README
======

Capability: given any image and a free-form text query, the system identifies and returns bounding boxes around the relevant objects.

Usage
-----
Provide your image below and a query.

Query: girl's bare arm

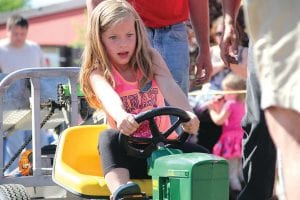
[151,48,199,134]
[89,69,138,135]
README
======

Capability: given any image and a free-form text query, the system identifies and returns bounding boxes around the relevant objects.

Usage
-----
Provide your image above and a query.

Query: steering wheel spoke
[162,118,181,138]
[148,118,161,137]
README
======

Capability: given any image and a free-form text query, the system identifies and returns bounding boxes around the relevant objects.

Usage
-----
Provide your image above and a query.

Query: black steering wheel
[119,106,191,158]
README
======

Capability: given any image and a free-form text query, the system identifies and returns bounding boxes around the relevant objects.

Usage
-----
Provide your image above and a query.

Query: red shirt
[128,0,189,28]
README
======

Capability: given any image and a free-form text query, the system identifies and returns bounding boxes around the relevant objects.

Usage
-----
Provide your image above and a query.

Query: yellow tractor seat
[52,125,152,199]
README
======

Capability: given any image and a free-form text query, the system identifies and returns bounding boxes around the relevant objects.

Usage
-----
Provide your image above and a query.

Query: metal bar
[0,67,80,186]
[69,76,79,126]
[0,175,54,186]
[0,67,79,88]
[0,90,4,178]
[31,77,42,176]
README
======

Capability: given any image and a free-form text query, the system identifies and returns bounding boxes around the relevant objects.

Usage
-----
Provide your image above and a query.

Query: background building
[0,0,86,67]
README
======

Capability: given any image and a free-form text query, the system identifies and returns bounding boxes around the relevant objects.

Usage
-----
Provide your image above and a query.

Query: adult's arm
[86,0,102,18]
[229,47,248,79]
[188,0,213,83]
[220,0,242,66]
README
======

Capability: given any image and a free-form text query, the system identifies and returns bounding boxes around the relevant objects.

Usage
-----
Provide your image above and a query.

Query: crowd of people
[1,0,300,199]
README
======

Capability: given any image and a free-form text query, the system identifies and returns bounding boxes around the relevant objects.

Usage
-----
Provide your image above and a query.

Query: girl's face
[223,86,238,101]
[101,16,137,68]
[213,23,223,45]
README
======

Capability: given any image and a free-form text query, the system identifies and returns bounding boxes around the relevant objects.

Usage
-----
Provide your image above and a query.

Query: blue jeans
[146,23,189,95]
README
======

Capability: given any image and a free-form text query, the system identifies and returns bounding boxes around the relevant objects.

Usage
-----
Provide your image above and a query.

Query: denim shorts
[146,23,189,95]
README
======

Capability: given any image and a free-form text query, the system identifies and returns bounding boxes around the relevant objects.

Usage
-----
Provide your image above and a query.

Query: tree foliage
[0,0,29,12]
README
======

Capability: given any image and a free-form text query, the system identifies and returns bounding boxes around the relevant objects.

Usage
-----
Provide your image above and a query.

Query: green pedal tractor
[53,106,229,200]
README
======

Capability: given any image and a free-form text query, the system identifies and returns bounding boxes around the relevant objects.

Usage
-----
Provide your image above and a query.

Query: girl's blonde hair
[79,0,153,109]
[222,73,246,101]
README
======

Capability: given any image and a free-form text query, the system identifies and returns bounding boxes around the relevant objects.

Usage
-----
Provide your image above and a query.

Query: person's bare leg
[228,158,242,191]
[105,167,130,195]
[265,107,300,200]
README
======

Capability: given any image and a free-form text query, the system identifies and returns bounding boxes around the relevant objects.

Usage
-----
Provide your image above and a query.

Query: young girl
[208,73,246,194]
[79,0,205,198]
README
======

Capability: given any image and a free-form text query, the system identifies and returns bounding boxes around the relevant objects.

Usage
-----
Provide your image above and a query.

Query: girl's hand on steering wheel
[116,113,139,136]
[181,111,200,135]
